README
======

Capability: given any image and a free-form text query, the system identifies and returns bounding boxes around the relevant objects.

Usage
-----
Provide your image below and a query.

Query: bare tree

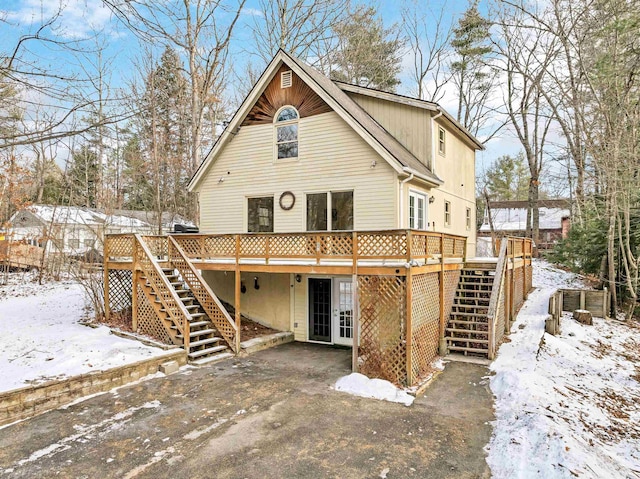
[494,5,558,248]
[250,0,346,66]
[401,0,453,102]
[104,0,247,185]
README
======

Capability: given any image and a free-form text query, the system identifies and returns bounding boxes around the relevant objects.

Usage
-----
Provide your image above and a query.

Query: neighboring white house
[8,205,154,256]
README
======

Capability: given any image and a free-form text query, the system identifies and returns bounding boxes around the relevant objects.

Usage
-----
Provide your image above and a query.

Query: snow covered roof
[480,207,570,232]
[18,205,151,229]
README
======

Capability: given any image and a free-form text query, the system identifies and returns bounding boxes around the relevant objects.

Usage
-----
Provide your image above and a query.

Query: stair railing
[168,236,239,353]
[486,239,509,359]
[134,234,191,351]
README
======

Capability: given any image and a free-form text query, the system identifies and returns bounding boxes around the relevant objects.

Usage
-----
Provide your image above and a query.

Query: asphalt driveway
[0,343,493,479]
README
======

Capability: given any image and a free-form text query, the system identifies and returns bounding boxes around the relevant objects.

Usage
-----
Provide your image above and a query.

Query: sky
[0,0,531,180]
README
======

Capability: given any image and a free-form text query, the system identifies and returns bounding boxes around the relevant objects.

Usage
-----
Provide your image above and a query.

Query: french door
[308,277,355,346]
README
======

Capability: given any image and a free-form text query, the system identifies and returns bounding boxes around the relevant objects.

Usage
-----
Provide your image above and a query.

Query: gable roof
[189,50,477,192]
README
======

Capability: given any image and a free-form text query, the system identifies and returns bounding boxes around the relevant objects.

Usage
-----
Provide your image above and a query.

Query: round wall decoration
[279,191,296,210]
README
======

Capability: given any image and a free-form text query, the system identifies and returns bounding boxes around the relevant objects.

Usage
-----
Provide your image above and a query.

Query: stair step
[451,311,488,318]
[188,320,210,328]
[446,337,489,344]
[446,328,489,335]
[447,345,489,354]
[448,319,488,327]
[190,312,206,319]
[176,328,215,338]
[189,337,222,348]
[191,352,234,366]
[188,344,229,359]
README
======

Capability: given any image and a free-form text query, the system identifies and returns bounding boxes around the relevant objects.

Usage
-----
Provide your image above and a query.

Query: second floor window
[275,106,299,160]
[438,127,446,155]
[445,201,451,227]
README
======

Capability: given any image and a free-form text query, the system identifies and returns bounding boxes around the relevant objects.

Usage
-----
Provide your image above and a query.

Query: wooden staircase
[445,266,496,357]
[132,234,238,365]
[137,268,233,365]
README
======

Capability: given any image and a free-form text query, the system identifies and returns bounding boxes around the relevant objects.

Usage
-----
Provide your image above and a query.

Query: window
[275,106,299,159]
[466,207,472,230]
[281,70,293,88]
[84,238,95,248]
[306,191,353,231]
[248,197,274,232]
[438,127,446,155]
[409,191,427,230]
[68,238,79,249]
[445,201,451,227]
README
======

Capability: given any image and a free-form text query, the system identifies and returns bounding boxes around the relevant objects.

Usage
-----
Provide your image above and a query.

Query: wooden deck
[104,230,467,276]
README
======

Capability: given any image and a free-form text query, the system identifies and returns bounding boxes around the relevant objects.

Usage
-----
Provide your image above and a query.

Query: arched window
[275,106,299,159]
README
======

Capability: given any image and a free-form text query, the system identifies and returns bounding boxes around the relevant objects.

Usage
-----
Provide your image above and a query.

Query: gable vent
[281,70,293,89]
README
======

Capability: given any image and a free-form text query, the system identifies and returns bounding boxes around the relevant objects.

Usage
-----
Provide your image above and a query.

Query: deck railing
[105,230,466,264]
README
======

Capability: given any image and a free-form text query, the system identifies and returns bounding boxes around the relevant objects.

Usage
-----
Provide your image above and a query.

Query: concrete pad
[0,343,493,479]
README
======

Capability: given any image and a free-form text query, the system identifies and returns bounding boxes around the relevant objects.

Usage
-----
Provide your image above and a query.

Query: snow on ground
[487,259,640,478]
[334,373,415,406]
[0,273,171,392]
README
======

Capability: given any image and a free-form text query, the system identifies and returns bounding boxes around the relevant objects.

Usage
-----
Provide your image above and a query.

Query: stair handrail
[168,236,239,353]
[486,239,509,358]
[134,234,191,350]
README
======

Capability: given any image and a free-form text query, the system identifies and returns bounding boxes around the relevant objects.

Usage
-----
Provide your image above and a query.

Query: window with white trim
[438,126,446,155]
[248,196,274,232]
[409,191,427,230]
[466,207,471,230]
[444,200,451,227]
[275,106,299,160]
[306,191,353,231]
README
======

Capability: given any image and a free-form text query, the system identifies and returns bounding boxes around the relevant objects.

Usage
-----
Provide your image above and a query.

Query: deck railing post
[352,231,359,373]
[104,237,110,322]
[438,234,447,355]
[131,237,138,332]
[235,235,241,353]
[405,230,413,386]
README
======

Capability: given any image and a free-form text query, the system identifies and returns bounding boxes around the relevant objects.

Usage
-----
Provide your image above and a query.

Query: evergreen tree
[484,153,530,201]
[67,145,99,208]
[331,5,404,92]
[450,2,495,135]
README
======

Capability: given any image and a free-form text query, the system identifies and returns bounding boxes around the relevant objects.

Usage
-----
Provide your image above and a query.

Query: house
[478,199,571,253]
[103,50,533,386]
[8,205,153,256]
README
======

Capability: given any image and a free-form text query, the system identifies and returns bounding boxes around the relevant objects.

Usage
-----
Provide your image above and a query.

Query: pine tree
[484,153,530,201]
[331,5,404,92]
[450,2,494,135]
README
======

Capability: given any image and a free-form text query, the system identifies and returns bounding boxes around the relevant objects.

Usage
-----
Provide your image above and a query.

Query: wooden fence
[548,289,610,333]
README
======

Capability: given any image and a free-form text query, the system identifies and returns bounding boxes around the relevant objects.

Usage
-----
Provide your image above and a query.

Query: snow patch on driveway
[335,373,415,406]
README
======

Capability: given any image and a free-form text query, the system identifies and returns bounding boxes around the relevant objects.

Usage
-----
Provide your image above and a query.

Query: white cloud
[7,0,118,39]
[240,7,263,17]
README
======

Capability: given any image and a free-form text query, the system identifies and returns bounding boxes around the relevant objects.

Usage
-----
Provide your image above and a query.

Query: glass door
[333,278,354,346]
[308,278,331,342]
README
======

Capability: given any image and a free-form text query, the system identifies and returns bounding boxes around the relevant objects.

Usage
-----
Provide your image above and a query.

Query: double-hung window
[247,196,274,232]
[306,191,353,231]
[275,106,299,160]
[438,127,446,155]
[445,201,451,227]
[409,191,427,230]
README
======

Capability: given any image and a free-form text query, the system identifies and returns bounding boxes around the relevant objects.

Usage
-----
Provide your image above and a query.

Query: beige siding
[349,93,432,168]
[197,111,397,233]
[293,275,307,341]
[398,118,477,257]
[202,271,291,332]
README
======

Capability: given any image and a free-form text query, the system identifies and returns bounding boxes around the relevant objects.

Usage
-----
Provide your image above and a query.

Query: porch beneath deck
[103,230,470,386]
